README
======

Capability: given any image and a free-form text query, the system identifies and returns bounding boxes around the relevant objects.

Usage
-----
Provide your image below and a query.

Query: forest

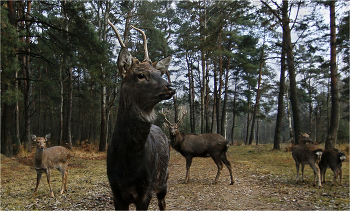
[1,0,349,156]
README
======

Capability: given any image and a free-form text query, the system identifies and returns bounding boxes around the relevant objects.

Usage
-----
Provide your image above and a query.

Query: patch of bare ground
[1,144,349,210]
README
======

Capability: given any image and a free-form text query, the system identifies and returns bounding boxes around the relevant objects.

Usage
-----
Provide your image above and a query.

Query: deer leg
[34,172,42,197]
[135,193,151,210]
[157,190,167,210]
[320,167,326,183]
[46,169,55,197]
[213,157,223,185]
[64,169,69,191]
[113,197,129,210]
[59,167,65,194]
[295,162,300,184]
[221,153,234,185]
[184,156,193,184]
[311,165,322,188]
[332,168,341,186]
[301,164,305,182]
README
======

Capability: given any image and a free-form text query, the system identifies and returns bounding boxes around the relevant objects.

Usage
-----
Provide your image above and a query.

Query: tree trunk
[325,1,338,149]
[282,0,301,143]
[231,83,237,144]
[273,30,286,150]
[221,59,230,138]
[59,60,64,146]
[24,1,32,152]
[67,67,73,149]
[286,85,294,143]
[249,34,265,145]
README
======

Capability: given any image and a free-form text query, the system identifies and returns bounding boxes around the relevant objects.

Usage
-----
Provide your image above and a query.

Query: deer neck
[113,93,152,149]
[34,149,46,169]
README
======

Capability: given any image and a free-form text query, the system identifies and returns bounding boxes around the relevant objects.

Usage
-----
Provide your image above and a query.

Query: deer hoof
[230,181,234,185]
[50,192,55,198]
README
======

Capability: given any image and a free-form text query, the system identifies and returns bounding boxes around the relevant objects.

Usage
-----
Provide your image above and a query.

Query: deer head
[299,132,313,144]
[31,133,51,150]
[162,107,187,136]
[108,20,175,122]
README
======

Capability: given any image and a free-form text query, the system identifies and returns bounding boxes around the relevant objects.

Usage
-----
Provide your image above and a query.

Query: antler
[161,108,172,125]
[177,107,187,125]
[131,25,151,63]
[107,19,126,48]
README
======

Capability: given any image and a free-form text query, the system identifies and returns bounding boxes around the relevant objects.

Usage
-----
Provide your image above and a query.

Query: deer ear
[153,56,172,75]
[307,132,311,135]
[45,133,51,141]
[118,48,134,78]
[31,134,37,141]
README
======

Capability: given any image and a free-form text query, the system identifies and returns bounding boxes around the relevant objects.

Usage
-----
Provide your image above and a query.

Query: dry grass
[1,143,349,210]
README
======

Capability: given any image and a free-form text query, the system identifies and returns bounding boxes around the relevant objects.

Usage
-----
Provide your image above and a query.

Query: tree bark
[325,1,338,149]
[249,34,265,145]
[230,83,237,144]
[24,1,32,152]
[221,58,230,138]
[282,0,301,143]
[273,30,286,150]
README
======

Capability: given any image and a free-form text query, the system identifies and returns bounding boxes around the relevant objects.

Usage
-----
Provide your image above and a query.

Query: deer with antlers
[162,108,234,185]
[107,20,175,210]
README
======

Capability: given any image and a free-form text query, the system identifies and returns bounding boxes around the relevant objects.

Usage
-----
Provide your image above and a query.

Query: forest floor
[1,143,349,210]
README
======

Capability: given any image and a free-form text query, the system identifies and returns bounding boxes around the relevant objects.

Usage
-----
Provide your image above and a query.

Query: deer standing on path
[32,133,71,197]
[162,108,235,185]
[292,133,323,188]
[107,20,175,210]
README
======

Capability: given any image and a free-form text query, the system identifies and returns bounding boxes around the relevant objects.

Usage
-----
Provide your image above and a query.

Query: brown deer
[292,133,323,188]
[162,108,234,185]
[107,20,175,210]
[319,148,346,186]
[31,133,71,197]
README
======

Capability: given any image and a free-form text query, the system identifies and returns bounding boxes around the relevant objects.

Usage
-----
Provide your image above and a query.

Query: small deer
[107,20,175,210]
[319,148,346,186]
[162,108,234,185]
[31,133,71,197]
[292,133,323,188]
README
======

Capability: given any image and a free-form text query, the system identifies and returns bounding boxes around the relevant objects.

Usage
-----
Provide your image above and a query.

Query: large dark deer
[162,108,234,185]
[107,20,175,210]
[31,134,71,197]
[319,148,346,186]
[292,133,323,188]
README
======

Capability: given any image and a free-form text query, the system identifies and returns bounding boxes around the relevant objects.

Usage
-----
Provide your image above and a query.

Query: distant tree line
[1,0,348,157]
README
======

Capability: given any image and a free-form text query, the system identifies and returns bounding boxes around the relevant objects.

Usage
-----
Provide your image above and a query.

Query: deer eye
[138,74,145,79]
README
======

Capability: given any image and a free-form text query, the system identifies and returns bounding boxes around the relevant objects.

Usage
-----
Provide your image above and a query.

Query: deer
[298,132,315,144]
[162,108,234,185]
[31,133,71,197]
[319,148,346,186]
[106,20,175,210]
[292,132,323,188]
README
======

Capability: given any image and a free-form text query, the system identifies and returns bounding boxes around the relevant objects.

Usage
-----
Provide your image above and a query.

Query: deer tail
[313,149,323,159]
[338,152,346,162]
